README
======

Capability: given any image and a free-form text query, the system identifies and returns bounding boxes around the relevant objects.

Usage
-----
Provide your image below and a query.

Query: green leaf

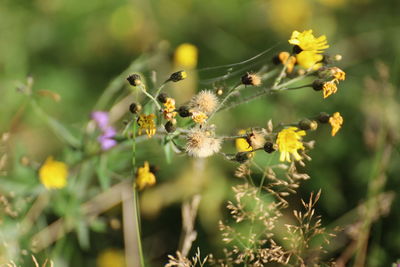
[163,139,173,164]
[76,220,90,249]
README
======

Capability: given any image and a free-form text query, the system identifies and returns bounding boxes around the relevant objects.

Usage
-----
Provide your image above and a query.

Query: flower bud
[312,79,324,91]
[168,70,187,82]
[157,92,169,103]
[235,152,251,163]
[263,142,276,153]
[299,119,318,131]
[317,112,330,123]
[178,106,192,117]
[165,121,176,133]
[127,74,142,86]
[241,73,261,86]
[129,102,142,114]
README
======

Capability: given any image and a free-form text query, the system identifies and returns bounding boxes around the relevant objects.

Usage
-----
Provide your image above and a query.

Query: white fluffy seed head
[189,90,219,114]
[185,128,222,158]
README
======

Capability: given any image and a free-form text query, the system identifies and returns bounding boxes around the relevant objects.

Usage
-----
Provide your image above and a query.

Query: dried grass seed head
[185,128,222,158]
[189,90,219,115]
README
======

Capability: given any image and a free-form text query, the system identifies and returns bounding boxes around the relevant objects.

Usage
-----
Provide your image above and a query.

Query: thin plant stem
[139,85,162,111]
[130,117,145,267]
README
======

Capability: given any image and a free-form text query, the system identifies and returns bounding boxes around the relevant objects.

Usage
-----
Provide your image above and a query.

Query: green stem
[131,117,145,266]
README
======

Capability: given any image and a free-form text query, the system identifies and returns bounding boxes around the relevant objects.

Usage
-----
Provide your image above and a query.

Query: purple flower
[91,111,117,150]
[91,111,109,131]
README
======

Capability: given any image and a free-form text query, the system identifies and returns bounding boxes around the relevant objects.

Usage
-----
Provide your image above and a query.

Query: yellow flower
[97,249,125,267]
[137,114,156,138]
[330,67,346,82]
[174,43,198,68]
[135,161,156,191]
[289,30,329,54]
[191,111,208,124]
[235,130,253,152]
[276,127,306,162]
[278,52,297,73]
[163,98,177,120]
[329,112,343,136]
[322,81,338,98]
[39,157,68,189]
[296,51,323,70]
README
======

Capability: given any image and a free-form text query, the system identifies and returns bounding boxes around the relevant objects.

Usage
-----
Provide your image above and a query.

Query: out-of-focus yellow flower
[97,249,125,267]
[135,161,156,191]
[316,0,346,8]
[174,43,198,68]
[39,157,68,189]
[329,112,343,136]
[265,0,312,34]
[296,51,323,70]
[289,30,329,54]
[235,130,252,152]
[276,127,306,162]
[323,80,338,98]
[191,111,208,124]
[137,114,156,138]
[278,52,297,73]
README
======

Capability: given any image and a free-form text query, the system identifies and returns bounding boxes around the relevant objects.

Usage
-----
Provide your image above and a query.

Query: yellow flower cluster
[276,127,306,162]
[135,161,156,191]
[137,114,156,138]
[39,157,68,189]
[163,97,177,121]
[323,67,346,98]
[191,111,208,124]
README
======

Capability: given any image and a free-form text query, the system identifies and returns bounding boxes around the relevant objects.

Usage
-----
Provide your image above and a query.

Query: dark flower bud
[299,119,318,131]
[149,165,158,175]
[164,121,176,133]
[127,74,142,86]
[157,92,169,103]
[272,55,281,65]
[292,45,302,54]
[129,102,142,114]
[178,106,192,117]
[167,71,187,82]
[235,152,251,163]
[263,142,276,153]
[317,112,330,123]
[312,79,325,91]
[241,73,261,86]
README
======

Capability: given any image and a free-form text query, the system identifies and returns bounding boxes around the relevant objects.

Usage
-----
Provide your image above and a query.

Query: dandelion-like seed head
[289,30,329,54]
[276,127,306,162]
[39,157,68,189]
[185,128,222,158]
[329,112,343,136]
[135,161,156,191]
[189,90,219,115]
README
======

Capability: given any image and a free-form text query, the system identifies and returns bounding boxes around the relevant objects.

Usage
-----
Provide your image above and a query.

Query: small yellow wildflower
[330,67,346,82]
[97,249,125,267]
[137,114,156,138]
[296,51,323,70]
[329,112,343,136]
[191,111,208,124]
[276,127,306,162]
[289,30,329,54]
[39,157,68,189]
[235,130,253,152]
[278,52,297,73]
[135,161,156,191]
[322,81,338,98]
[174,43,198,68]
[163,98,177,120]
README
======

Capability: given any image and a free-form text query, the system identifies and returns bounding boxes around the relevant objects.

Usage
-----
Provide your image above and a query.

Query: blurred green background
[1,0,400,266]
